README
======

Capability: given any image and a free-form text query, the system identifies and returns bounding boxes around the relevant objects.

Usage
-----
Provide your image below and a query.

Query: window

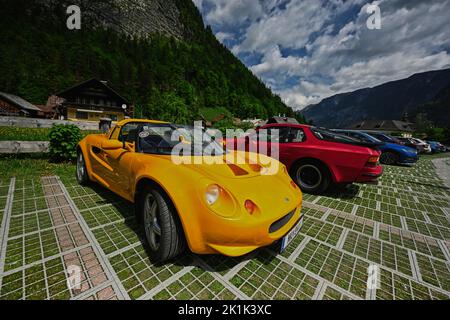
[76,111,88,119]
[311,127,360,144]
[263,127,305,143]
[286,128,306,143]
[262,127,290,143]
[109,126,120,140]
[349,132,370,143]
[119,123,140,143]
[138,124,225,156]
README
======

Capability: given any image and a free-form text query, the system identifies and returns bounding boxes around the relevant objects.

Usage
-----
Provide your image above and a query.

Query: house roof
[56,78,129,104]
[267,116,299,125]
[0,92,41,112]
[35,104,55,113]
[348,120,414,132]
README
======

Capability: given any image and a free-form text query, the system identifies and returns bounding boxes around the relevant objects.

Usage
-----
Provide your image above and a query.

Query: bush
[48,124,82,162]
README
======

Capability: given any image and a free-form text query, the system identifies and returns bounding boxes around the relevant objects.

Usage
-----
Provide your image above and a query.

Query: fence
[0,141,49,153]
[0,116,99,130]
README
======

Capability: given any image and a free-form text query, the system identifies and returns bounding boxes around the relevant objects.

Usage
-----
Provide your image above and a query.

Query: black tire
[138,185,185,262]
[76,150,90,185]
[291,160,331,194]
[380,151,399,165]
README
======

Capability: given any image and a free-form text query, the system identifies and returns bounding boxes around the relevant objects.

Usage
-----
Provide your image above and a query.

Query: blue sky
[193,0,450,110]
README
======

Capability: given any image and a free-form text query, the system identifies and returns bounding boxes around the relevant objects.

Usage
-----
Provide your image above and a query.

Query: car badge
[139,131,150,138]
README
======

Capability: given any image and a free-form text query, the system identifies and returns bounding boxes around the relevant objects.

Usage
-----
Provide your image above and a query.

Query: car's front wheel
[380,151,399,165]
[76,150,90,185]
[139,186,185,262]
[292,160,331,194]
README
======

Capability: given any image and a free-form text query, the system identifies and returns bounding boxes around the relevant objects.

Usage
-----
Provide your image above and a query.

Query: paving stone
[1,157,450,300]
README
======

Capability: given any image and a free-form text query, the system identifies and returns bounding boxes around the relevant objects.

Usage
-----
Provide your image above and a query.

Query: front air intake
[269,209,296,233]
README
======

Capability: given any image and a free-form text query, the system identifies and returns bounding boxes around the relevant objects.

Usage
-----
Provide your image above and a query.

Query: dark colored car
[333,130,419,165]
[365,132,404,145]
[427,141,446,153]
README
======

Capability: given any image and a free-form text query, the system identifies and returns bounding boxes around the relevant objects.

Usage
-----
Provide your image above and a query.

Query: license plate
[280,216,304,253]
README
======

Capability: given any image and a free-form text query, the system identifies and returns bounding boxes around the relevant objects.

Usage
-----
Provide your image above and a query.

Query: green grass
[198,107,232,122]
[0,154,75,179]
[0,127,101,141]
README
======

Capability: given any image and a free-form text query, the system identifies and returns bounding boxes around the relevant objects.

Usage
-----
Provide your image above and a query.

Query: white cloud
[192,0,203,9]
[277,81,334,109]
[203,0,264,29]
[215,31,234,42]
[235,1,329,54]
[201,0,450,110]
[249,46,306,86]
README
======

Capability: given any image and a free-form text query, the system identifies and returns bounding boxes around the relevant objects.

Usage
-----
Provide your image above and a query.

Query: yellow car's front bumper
[185,200,303,257]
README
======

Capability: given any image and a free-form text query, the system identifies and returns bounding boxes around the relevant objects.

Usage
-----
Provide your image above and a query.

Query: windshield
[369,133,394,143]
[353,132,382,143]
[335,130,382,144]
[137,123,226,156]
[311,127,361,144]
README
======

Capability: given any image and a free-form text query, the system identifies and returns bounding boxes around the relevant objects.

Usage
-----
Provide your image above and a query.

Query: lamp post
[122,104,129,119]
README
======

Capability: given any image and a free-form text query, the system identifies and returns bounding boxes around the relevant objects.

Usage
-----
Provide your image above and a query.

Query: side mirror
[179,135,191,145]
[101,139,123,150]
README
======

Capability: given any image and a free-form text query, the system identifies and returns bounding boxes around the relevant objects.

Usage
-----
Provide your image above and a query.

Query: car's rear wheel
[380,151,399,165]
[292,160,331,194]
[139,186,185,262]
[76,151,90,185]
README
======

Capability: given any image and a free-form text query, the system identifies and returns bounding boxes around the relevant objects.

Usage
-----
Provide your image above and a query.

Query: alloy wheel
[381,152,397,165]
[144,194,162,251]
[297,164,322,190]
[77,153,85,182]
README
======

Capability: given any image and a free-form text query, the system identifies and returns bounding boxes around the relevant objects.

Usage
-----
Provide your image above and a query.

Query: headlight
[205,184,220,205]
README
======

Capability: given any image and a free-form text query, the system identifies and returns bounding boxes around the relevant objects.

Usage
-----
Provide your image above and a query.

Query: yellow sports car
[76,119,303,262]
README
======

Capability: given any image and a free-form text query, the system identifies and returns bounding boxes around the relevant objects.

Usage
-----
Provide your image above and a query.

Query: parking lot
[0,156,449,300]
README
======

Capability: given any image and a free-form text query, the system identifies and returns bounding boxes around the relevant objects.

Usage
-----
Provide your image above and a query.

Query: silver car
[411,138,432,154]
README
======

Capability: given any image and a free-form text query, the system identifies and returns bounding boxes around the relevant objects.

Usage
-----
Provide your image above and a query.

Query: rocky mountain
[30,0,188,39]
[0,0,298,123]
[300,68,450,128]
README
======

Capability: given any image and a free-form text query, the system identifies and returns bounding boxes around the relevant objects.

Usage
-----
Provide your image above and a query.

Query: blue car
[332,130,418,165]
[426,141,445,153]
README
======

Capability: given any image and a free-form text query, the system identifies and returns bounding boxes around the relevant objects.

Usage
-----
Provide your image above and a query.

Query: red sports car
[225,124,383,193]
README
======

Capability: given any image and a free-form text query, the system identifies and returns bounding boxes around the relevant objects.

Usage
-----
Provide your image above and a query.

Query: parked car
[333,130,419,165]
[409,138,432,154]
[364,132,405,145]
[427,141,446,153]
[76,119,303,262]
[395,137,419,150]
[225,124,383,194]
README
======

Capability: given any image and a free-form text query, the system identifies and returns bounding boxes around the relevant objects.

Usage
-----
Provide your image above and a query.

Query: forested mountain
[0,0,299,124]
[413,83,450,128]
[301,68,450,128]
